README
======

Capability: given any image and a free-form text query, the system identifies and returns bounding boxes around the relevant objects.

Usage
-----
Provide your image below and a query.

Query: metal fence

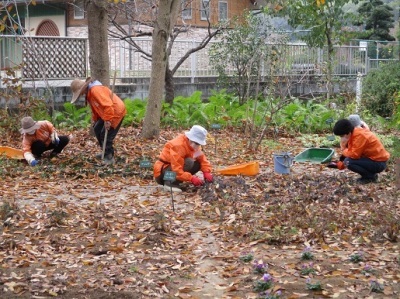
[0,35,399,82]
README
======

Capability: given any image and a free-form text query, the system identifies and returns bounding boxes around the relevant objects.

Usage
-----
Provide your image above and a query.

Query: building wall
[66,0,255,30]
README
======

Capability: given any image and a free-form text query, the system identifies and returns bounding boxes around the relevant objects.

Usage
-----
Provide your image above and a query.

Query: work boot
[102,154,115,165]
[356,174,378,184]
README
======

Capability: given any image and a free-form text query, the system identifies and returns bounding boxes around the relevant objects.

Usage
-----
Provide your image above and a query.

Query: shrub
[362,62,400,117]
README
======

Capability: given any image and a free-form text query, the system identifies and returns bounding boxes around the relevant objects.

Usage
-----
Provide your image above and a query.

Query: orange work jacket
[342,127,390,162]
[86,85,126,128]
[153,134,212,182]
[22,121,54,153]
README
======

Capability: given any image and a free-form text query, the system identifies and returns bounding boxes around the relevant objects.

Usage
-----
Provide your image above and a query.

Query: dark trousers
[155,158,201,185]
[345,157,387,179]
[31,136,69,157]
[93,118,123,158]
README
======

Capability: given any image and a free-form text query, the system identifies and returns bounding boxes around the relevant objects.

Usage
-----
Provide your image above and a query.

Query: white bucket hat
[185,125,207,146]
[20,117,41,134]
[348,114,362,127]
[70,77,91,103]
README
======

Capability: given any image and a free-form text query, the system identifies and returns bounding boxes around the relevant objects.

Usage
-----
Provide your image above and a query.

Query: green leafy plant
[306,279,322,291]
[259,290,282,299]
[301,246,314,260]
[300,263,316,275]
[349,251,364,263]
[370,280,384,293]
[239,253,254,263]
[362,62,400,117]
[254,273,274,292]
[253,260,268,274]
[122,98,147,127]
[54,102,90,129]
[361,264,375,276]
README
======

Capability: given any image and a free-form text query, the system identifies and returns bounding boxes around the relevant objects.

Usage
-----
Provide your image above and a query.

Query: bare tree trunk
[165,67,174,105]
[325,26,334,100]
[142,0,180,139]
[86,0,110,86]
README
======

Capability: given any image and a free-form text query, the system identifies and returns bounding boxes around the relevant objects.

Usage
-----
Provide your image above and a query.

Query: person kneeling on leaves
[327,118,389,184]
[20,116,70,166]
[153,125,213,192]
[328,114,370,169]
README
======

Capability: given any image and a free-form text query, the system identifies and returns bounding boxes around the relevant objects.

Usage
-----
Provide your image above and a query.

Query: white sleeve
[24,152,35,164]
[51,131,59,143]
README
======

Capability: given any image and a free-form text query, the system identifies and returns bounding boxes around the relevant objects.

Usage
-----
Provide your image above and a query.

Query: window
[200,0,210,20]
[218,1,228,21]
[36,20,60,36]
[181,0,192,19]
[74,0,85,20]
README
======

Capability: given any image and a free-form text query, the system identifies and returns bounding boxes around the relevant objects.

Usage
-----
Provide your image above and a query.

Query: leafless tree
[107,0,227,105]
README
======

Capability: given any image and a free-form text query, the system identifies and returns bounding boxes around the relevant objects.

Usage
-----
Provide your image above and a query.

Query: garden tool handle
[101,71,117,160]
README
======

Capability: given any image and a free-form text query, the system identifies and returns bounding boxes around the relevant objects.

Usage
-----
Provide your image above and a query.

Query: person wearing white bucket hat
[20,116,71,166]
[70,77,126,165]
[154,125,213,191]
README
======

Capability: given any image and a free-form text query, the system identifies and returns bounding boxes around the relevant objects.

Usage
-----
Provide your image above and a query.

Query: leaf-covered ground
[0,127,399,299]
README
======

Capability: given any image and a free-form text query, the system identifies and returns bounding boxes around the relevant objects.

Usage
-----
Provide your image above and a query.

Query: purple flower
[263,273,272,282]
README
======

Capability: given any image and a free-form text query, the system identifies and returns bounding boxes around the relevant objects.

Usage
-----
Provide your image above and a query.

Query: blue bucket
[273,152,293,174]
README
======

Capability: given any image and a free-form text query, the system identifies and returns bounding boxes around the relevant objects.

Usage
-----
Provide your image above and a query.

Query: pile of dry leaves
[0,127,399,299]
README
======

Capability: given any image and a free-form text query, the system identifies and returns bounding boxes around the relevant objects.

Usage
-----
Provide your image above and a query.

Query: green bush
[123,98,147,127]
[54,103,91,129]
[362,62,400,117]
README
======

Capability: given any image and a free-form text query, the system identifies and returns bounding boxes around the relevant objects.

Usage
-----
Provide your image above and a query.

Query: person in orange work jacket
[154,125,213,192]
[328,114,370,168]
[330,119,390,184]
[70,77,126,165]
[20,116,70,166]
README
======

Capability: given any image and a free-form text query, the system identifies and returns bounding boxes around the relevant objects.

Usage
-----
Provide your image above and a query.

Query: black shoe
[50,151,59,158]
[357,174,378,184]
[327,161,338,169]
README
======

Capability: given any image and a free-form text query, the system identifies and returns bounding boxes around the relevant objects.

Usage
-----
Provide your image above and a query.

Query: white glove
[51,131,59,144]
[24,152,36,165]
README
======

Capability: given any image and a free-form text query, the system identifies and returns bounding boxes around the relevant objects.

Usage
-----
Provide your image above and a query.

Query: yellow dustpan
[216,161,260,176]
[0,146,24,160]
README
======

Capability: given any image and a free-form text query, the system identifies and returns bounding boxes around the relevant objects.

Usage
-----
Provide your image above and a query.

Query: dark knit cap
[333,119,354,136]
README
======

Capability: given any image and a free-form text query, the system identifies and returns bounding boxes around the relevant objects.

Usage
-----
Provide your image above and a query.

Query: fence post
[356,72,362,113]
[191,39,196,83]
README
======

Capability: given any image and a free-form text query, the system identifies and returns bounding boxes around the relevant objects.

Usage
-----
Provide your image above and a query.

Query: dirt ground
[0,127,399,299]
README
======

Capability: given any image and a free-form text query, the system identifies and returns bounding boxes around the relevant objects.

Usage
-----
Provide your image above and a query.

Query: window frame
[218,1,228,22]
[74,0,85,20]
[200,0,210,21]
[181,0,192,20]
